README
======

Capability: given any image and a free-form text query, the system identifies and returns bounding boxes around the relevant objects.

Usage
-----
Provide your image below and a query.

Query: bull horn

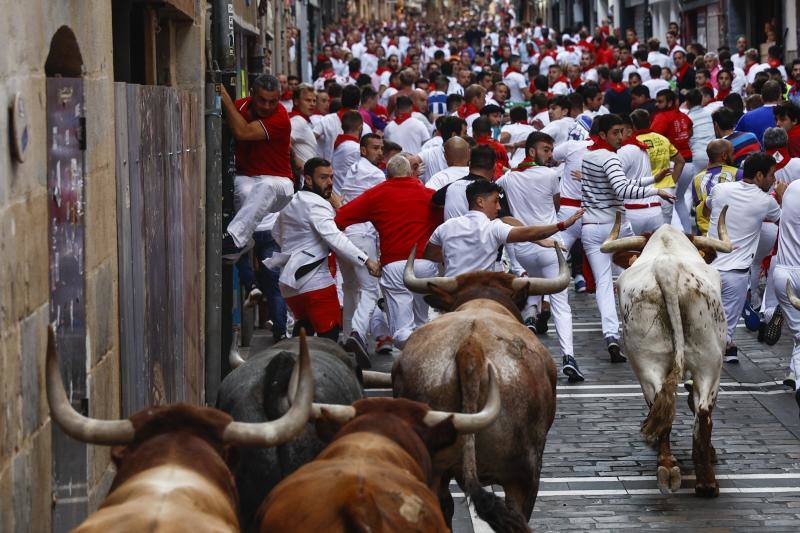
[788,280,800,310]
[229,328,246,369]
[511,244,571,295]
[403,245,458,294]
[692,205,732,253]
[362,371,392,388]
[423,362,501,433]
[223,329,314,446]
[600,211,648,253]
[46,325,135,445]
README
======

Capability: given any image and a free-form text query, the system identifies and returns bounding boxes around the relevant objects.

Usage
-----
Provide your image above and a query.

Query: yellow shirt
[636,132,678,188]
[691,164,742,235]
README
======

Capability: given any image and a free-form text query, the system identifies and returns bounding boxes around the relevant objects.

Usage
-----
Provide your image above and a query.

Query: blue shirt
[735,105,777,146]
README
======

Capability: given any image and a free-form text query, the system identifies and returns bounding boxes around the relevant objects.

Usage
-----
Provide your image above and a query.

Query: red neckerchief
[549,75,568,88]
[511,118,528,124]
[744,62,754,75]
[337,107,354,120]
[334,134,359,150]
[570,78,583,90]
[768,58,781,69]
[623,133,648,151]
[675,62,689,82]
[582,64,594,73]
[281,90,293,101]
[514,157,538,170]
[767,147,791,171]
[587,134,616,152]
[376,66,392,76]
[543,49,557,60]
[609,82,627,93]
[564,45,575,53]
[321,69,336,79]
[288,109,309,121]
[621,56,634,67]
[393,112,412,125]
[504,65,521,77]
[458,102,480,118]
[349,71,362,79]
[715,88,731,101]
[639,61,651,68]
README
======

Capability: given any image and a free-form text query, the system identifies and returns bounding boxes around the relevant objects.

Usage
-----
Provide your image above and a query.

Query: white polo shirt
[428,210,513,276]
[776,180,800,267]
[426,166,470,191]
[707,181,781,271]
[331,139,360,196]
[497,165,560,225]
[552,139,591,201]
[443,178,475,220]
[616,144,660,205]
[501,122,536,167]
[290,115,319,166]
[503,71,528,102]
[419,146,447,184]
[542,117,576,146]
[383,117,430,154]
[775,157,800,184]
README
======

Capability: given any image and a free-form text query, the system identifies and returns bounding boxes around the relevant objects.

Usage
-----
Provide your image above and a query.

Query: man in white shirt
[646,38,670,68]
[643,65,671,96]
[331,111,363,196]
[707,152,783,363]
[432,145,498,220]
[271,158,380,351]
[424,179,582,275]
[383,95,431,155]
[361,40,379,76]
[580,51,599,83]
[500,106,536,167]
[314,85,372,161]
[542,95,576,146]
[743,49,770,84]
[289,84,320,168]
[426,136,471,191]
[764,127,800,184]
[503,55,530,103]
[732,36,748,71]
[338,134,387,363]
[419,115,467,183]
[497,131,586,381]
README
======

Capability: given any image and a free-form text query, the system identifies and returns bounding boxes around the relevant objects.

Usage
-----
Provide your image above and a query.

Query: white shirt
[549,80,570,95]
[776,158,800,184]
[616,144,661,206]
[361,53,379,76]
[732,51,747,71]
[331,140,361,195]
[647,51,671,68]
[428,211,513,276]
[384,116,430,154]
[497,166,560,226]
[443,178,476,220]
[419,146,447,183]
[501,123,536,166]
[542,117,576,146]
[643,78,671,97]
[426,166,470,190]
[350,41,366,59]
[732,67,747,95]
[746,63,770,84]
[313,113,372,161]
[776,180,800,267]
[553,139,591,201]
[272,191,368,296]
[420,135,443,152]
[686,106,716,162]
[533,110,550,127]
[708,181,781,271]
[340,157,385,236]
[581,68,599,83]
[290,115,319,166]
[503,71,528,102]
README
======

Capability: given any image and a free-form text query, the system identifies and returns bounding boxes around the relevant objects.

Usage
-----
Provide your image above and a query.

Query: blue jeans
[237,230,287,337]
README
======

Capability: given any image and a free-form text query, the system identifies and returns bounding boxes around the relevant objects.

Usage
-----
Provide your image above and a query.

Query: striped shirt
[724,131,760,168]
[581,148,660,223]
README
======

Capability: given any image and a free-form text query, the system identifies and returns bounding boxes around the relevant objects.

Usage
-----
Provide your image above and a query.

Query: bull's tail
[642,258,685,444]
[457,331,529,533]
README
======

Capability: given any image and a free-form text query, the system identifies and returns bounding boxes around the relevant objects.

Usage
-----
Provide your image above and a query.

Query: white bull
[601,208,732,497]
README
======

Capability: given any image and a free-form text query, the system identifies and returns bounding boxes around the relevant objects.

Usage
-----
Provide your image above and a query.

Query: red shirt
[788,123,800,158]
[234,98,292,179]
[334,177,443,265]
[650,108,694,160]
[476,136,510,179]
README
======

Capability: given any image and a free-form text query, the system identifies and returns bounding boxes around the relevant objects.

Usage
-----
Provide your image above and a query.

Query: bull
[218,334,366,529]
[45,326,314,532]
[600,208,732,497]
[392,245,570,532]
[256,330,501,532]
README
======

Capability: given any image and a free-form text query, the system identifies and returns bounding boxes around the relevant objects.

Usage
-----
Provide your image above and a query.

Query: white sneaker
[784,372,796,390]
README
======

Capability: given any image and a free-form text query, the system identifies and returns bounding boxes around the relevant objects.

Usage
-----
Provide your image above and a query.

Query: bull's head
[402,244,570,315]
[600,206,732,266]
[46,326,315,448]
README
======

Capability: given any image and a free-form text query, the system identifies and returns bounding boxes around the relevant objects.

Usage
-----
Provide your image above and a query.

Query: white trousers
[673,164,696,233]
[581,220,633,339]
[380,259,438,348]
[626,206,664,235]
[228,175,294,247]
[749,223,779,306]
[558,205,582,251]
[340,231,380,337]
[514,243,574,357]
[772,266,800,388]
[761,262,779,321]
[719,269,750,344]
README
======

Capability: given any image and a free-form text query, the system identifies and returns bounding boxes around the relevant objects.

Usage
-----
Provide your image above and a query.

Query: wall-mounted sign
[10,92,29,163]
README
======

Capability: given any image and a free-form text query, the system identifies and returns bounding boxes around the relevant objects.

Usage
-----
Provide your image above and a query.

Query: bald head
[386,154,412,178]
[706,139,733,165]
[444,136,470,166]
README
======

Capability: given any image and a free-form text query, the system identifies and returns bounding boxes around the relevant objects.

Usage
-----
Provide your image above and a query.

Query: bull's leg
[691,375,720,497]
[656,432,682,494]
[436,475,455,527]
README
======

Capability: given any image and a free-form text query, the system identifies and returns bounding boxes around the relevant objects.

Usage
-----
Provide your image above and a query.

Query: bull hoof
[694,481,720,498]
[710,445,717,464]
[656,466,679,494]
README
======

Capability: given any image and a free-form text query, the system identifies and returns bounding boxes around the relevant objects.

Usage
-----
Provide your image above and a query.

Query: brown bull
[393,246,568,532]
[45,326,314,532]
[256,334,502,533]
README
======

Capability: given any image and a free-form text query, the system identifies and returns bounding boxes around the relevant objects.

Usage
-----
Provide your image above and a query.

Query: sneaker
[723,345,739,364]
[562,355,585,382]
[574,276,587,293]
[243,286,263,308]
[605,336,626,363]
[783,372,796,390]
[375,335,394,355]
[535,304,551,334]
[524,316,537,334]
[684,379,694,394]
[741,302,761,332]
[222,233,254,265]
[344,331,372,369]
[764,307,783,346]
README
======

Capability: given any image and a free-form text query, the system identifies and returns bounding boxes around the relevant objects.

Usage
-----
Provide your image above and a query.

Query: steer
[600,208,732,497]
[45,326,314,532]
[393,245,568,532]
[256,332,501,533]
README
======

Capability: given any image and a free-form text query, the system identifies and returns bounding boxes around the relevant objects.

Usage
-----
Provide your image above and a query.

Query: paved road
[242,284,800,531]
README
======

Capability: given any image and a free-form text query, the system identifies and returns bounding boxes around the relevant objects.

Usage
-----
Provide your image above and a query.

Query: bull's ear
[110,445,129,467]
[511,287,529,310]
[425,284,454,311]
[423,294,448,310]
[314,413,344,443]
